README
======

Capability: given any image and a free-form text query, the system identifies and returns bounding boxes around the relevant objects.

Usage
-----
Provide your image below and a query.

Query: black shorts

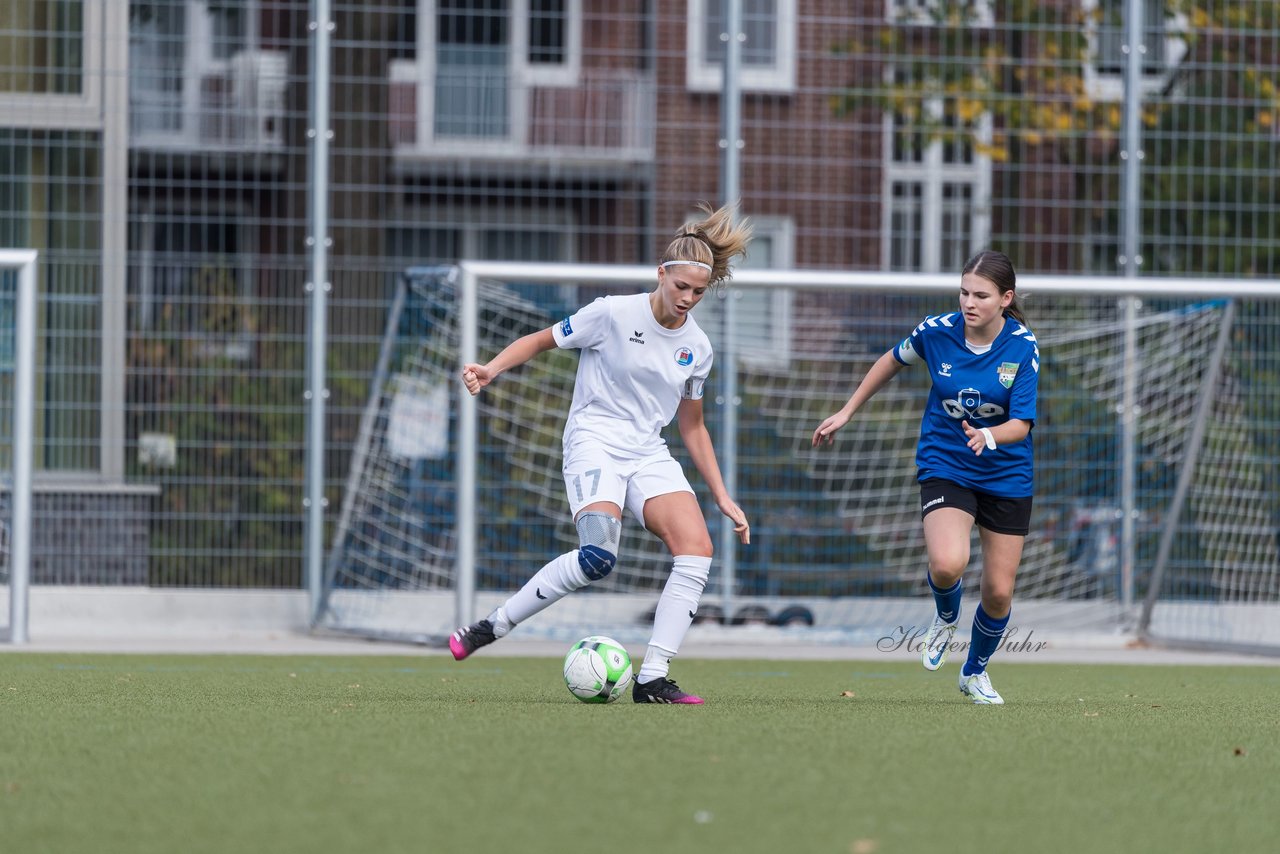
[919,478,1032,536]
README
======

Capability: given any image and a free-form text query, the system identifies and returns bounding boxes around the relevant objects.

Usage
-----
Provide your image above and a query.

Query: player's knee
[578,545,617,581]
[983,590,1013,614]
[929,558,966,585]
[575,511,622,582]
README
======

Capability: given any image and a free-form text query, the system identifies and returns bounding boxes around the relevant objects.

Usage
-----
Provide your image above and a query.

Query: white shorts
[562,442,695,525]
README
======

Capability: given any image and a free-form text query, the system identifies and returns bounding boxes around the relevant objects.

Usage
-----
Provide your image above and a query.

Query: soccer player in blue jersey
[812,250,1038,704]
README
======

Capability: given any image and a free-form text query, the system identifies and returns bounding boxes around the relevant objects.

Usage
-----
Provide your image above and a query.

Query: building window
[0,0,103,127]
[130,1,286,150]
[882,78,991,273]
[418,0,581,146]
[132,210,257,363]
[687,0,796,93]
[527,0,567,66]
[0,0,84,95]
[695,216,795,371]
[0,128,103,471]
[886,0,993,27]
[1083,0,1188,101]
[889,182,923,271]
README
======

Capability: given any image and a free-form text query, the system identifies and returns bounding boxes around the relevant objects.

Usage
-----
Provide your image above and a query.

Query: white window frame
[686,0,797,94]
[885,0,994,28]
[512,0,582,88]
[415,0,582,151]
[129,0,287,150]
[880,94,991,273]
[1081,0,1188,102]
[0,0,105,130]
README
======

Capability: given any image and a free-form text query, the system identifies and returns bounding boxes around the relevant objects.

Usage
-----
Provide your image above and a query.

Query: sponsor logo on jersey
[675,347,693,366]
[998,361,1019,388]
[560,317,573,336]
[942,388,1006,421]
[629,329,646,344]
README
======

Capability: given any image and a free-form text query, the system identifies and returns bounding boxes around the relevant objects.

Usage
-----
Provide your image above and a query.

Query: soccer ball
[562,636,633,703]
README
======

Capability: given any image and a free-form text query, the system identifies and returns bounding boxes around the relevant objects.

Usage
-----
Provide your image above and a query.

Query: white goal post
[1,249,37,646]
[319,261,1280,655]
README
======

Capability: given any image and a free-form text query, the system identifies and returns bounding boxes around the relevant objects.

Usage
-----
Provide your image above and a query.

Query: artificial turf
[1,654,1275,854]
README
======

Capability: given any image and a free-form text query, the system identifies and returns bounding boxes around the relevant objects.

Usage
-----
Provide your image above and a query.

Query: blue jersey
[893,312,1040,497]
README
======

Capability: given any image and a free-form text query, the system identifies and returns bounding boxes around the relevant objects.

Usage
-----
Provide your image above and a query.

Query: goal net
[318,265,1280,654]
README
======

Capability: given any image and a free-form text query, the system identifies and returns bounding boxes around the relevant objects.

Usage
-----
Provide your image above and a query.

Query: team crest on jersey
[675,347,694,366]
[997,361,1019,388]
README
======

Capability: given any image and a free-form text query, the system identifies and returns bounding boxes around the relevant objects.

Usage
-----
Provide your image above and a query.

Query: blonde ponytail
[661,201,753,285]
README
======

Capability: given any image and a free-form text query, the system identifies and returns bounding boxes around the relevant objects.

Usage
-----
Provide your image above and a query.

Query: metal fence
[314,264,1280,653]
[0,3,1278,646]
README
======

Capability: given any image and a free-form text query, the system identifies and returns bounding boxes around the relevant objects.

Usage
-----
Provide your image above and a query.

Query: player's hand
[961,420,987,456]
[812,410,851,447]
[718,498,751,545]
[461,363,493,396]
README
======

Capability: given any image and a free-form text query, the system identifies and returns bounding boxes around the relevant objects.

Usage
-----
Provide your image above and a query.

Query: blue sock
[963,604,1010,676]
[927,573,962,624]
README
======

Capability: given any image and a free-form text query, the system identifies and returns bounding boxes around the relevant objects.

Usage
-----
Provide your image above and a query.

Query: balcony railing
[130,49,288,152]
[388,59,655,166]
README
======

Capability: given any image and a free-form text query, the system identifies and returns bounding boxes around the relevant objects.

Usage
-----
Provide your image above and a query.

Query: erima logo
[535,588,547,600]
[629,330,646,345]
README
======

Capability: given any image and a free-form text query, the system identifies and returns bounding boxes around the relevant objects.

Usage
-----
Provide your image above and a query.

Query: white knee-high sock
[638,555,712,684]
[489,551,590,636]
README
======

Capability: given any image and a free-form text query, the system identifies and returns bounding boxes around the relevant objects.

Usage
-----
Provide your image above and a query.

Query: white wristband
[978,427,996,450]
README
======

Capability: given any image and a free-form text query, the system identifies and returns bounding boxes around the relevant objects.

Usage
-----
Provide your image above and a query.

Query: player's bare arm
[812,350,906,446]
[676,397,750,545]
[461,327,557,396]
[961,418,1031,456]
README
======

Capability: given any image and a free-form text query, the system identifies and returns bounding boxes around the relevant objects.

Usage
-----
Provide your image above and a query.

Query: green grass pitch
[1,653,1275,854]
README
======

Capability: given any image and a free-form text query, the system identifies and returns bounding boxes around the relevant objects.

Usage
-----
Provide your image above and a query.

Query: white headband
[662,260,713,271]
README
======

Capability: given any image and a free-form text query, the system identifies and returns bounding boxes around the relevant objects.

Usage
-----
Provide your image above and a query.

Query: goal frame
[316,260,1280,654]
[450,261,1280,650]
[1,249,38,645]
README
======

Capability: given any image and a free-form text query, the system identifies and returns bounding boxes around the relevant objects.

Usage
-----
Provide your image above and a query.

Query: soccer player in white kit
[448,202,753,704]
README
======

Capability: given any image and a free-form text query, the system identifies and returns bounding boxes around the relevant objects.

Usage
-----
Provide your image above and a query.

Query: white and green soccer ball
[563,636,633,703]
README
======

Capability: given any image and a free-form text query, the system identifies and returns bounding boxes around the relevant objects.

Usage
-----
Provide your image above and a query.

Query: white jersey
[552,292,713,458]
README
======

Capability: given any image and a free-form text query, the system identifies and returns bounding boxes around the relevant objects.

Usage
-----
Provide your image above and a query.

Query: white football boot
[920,613,958,671]
[958,669,1005,705]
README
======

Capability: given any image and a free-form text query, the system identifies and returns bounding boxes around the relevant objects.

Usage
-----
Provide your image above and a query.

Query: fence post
[456,265,478,629]
[3,249,38,645]
[716,0,744,619]
[1117,0,1149,623]
[305,0,333,622]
